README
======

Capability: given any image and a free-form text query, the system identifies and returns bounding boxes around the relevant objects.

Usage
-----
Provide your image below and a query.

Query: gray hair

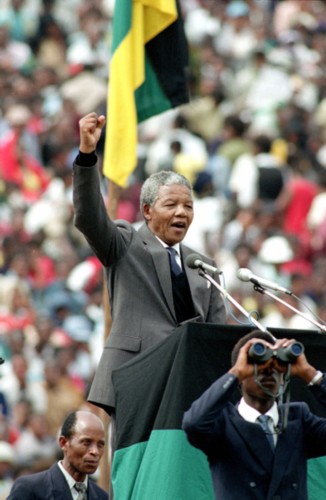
[140,171,192,216]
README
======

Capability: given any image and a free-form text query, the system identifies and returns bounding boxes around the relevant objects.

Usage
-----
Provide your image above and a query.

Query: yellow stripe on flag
[103,0,177,187]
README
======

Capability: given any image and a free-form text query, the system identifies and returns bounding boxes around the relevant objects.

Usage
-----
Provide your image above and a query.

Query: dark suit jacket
[73,162,226,413]
[182,373,326,500]
[7,463,108,499]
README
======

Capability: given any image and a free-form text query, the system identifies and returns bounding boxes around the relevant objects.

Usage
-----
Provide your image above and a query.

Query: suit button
[292,483,298,489]
[249,482,256,488]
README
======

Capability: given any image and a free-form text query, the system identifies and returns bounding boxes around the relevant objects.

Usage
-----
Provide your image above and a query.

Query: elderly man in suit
[8,410,108,499]
[72,112,226,420]
[182,330,326,500]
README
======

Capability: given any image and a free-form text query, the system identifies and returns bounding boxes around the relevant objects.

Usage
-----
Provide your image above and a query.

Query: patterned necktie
[257,414,275,450]
[74,482,87,500]
[167,247,182,275]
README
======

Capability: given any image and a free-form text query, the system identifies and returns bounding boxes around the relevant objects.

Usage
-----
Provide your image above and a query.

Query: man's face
[143,184,194,246]
[60,414,105,481]
[242,357,285,403]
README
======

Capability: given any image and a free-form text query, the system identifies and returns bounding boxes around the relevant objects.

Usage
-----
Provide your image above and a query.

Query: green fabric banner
[112,430,214,499]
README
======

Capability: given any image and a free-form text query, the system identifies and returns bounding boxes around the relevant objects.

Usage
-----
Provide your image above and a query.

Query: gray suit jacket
[73,163,226,413]
[7,463,108,499]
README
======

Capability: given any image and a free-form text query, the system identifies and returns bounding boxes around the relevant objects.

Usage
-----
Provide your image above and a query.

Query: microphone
[186,253,221,274]
[237,268,292,295]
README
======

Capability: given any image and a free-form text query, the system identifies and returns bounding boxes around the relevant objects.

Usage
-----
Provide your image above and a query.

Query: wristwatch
[308,370,323,386]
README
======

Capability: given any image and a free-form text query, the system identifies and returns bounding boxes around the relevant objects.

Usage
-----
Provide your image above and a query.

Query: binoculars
[248,341,304,364]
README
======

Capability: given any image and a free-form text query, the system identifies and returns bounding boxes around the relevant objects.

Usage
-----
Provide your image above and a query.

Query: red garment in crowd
[28,255,57,290]
[282,178,318,237]
[282,177,318,258]
[0,310,35,334]
[0,130,50,203]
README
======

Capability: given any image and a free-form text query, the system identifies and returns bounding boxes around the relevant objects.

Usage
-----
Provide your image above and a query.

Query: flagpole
[97,178,122,492]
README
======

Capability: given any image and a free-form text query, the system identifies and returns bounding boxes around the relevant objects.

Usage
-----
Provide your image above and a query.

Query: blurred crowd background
[1,0,326,496]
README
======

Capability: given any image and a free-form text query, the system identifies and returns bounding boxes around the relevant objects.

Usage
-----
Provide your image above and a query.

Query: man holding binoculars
[182,330,326,500]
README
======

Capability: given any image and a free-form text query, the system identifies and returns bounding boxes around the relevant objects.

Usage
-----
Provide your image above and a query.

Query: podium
[111,323,326,500]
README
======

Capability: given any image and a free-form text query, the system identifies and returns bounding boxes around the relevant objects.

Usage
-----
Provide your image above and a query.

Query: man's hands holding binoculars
[229,337,321,386]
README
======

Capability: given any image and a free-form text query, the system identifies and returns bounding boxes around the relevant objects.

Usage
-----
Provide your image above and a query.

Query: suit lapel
[48,464,73,499]
[137,224,176,319]
[267,419,301,497]
[88,480,100,499]
[231,406,303,498]
[137,224,212,321]
[230,410,275,472]
[181,245,210,316]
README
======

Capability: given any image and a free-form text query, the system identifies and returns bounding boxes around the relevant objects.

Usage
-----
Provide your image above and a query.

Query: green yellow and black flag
[103,0,189,188]
[111,323,326,500]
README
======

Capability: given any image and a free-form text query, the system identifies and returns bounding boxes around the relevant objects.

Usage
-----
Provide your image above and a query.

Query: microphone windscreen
[237,268,252,282]
[185,253,202,269]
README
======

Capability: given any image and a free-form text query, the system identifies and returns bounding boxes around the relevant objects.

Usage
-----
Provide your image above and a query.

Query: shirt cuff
[308,371,324,386]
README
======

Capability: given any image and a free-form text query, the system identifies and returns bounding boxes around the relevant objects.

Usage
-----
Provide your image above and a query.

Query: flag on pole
[103,0,189,187]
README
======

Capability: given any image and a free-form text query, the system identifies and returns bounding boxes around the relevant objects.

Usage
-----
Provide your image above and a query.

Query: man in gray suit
[8,410,108,499]
[72,112,226,420]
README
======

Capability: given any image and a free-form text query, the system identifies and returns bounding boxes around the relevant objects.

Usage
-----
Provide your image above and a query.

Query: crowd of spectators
[1,0,326,496]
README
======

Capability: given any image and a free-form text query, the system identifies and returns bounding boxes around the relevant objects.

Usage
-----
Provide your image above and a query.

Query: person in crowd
[43,357,85,438]
[182,329,326,500]
[228,133,285,211]
[72,112,226,421]
[8,410,108,499]
[208,113,251,195]
[0,353,46,415]
[13,412,57,468]
[275,154,318,256]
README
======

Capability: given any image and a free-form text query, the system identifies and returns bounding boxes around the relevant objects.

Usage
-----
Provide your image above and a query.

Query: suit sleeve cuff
[76,150,97,167]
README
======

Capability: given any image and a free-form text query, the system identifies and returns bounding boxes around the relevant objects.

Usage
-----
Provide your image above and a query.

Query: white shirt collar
[237,397,279,428]
[155,235,181,255]
[58,461,88,498]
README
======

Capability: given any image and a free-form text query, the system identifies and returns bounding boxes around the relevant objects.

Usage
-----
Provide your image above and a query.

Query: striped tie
[74,482,87,500]
[258,414,275,450]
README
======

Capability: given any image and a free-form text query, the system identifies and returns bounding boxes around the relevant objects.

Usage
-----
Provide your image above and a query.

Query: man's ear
[59,435,68,452]
[143,204,151,221]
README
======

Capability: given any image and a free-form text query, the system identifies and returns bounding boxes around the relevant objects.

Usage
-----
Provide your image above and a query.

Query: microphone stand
[198,270,270,334]
[200,270,294,434]
[252,284,326,334]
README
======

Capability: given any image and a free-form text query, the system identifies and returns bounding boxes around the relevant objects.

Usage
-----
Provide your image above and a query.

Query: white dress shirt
[237,397,279,446]
[58,461,88,499]
[155,236,182,269]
